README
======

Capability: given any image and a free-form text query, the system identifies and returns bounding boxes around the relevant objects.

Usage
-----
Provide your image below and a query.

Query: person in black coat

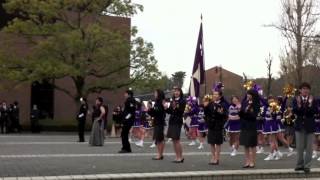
[112,105,123,137]
[204,90,228,165]
[239,89,260,168]
[292,82,317,173]
[148,89,166,160]
[118,89,136,153]
[0,101,9,134]
[77,98,88,142]
[164,87,186,163]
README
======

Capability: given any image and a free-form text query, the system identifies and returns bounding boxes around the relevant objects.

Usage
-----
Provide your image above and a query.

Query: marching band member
[225,96,241,156]
[164,87,186,163]
[148,89,166,160]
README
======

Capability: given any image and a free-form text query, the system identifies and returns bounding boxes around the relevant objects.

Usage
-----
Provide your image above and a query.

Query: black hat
[299,82,311,90]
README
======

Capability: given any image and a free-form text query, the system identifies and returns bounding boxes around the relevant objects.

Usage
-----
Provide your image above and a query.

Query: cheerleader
[262,96,288,161]
[239,89,260,168]
[225,96,241,156]
[204,83,228,165]
[283,106,296,157]
[184,96,199,147]
[132,99,143,147]
[276,96,294,157]
[135,102,148,148]
[313,99,320,160]
[148,89,166,160]
[142,102,156,148]
[164,87,186,163]
[197,103,208,150]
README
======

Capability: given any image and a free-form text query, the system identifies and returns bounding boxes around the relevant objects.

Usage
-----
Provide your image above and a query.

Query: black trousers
[78,119,86,142]
[121,122,133,152]
[0,118,8,134]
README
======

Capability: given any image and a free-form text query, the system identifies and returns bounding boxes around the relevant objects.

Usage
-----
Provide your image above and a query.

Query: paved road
[0,133,320,177]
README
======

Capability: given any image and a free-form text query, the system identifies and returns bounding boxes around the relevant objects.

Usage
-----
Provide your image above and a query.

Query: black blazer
[239,101,259,131]
[148,100,166,126]
[166,98,186,125]
[292,96,317,133]
[204,101,227,131]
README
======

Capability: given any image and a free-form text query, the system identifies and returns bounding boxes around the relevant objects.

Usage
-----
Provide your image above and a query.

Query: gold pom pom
[243,80,254,90]
[283,84,296,97]
[203,94,213,102]
[269,100,281,113]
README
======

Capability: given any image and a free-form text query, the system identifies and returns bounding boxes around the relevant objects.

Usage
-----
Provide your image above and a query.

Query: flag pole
[201,14,207,96]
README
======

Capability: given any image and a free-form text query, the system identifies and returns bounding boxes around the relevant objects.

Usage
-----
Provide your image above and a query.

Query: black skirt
[207,129,223,145]
[153,125,164,144]
[240,130,257,148]
[167,124,182,140]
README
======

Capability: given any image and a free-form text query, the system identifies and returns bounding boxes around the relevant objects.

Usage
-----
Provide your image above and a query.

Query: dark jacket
[77,104,88,121]
[204,101,228,131]
[148,100,166,126]
[166,98,186,125]
[122,97,136,125]
[239,101,259,131]
[292,96,317,133]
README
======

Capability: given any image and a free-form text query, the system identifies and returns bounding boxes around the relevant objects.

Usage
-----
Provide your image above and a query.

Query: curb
[2,168,320,180]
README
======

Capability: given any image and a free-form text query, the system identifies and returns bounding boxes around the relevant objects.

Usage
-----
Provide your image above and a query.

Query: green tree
[0,0,158,105]
[171,71,186,88]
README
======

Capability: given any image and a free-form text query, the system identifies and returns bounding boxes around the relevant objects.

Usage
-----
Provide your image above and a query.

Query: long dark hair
[245,89,260,114]
[173,88,184,99]
[156,89,165,103]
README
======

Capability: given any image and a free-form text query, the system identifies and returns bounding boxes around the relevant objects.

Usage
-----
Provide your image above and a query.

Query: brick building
[203,66,244,100]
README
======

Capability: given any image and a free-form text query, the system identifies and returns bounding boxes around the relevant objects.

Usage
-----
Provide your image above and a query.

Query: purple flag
[190,21,205,98]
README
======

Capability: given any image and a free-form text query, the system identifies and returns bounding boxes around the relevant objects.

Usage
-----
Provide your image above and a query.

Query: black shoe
[242,165,250,168]
[152,156,164,160]
[304,168,311,173]
[294,167,304,171]
[118,150,131,153]
[172,158,184,163]
[209,160,219,165]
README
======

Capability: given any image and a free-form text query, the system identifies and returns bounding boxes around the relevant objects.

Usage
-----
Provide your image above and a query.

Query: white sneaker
[312,151,317,159]
[230,149,237,157]
[317,156,320,161]
[167,138,172,143]
[188,141,196,146]
[150,142,156,148]
[264,153,275,161]
[198,143,204,150]
[277,151,283,158]
[135,140,144,147]
[257,147,264,154]
[275,151,282,160]
[287,147,294,157]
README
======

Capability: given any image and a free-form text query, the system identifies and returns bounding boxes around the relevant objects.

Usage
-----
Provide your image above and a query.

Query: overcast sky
[132,0,284,89]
